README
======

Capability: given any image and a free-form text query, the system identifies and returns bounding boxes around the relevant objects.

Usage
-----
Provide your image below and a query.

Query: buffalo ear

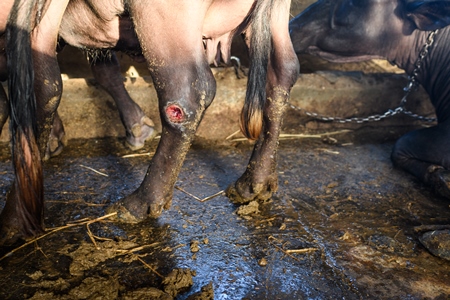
[404,0,450,30]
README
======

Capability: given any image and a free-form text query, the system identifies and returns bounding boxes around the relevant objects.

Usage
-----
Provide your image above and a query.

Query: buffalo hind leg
[108,0,216,222]
[1,81,66,161]
[226,68,298,204]
[0,0,69,244]
[110,63,215,222]
[227,4,299,204]
[89,51,157,150]
[391,119,450,199]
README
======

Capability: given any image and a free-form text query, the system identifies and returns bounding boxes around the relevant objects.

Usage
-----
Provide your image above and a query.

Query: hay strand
[79,164,109,177]
[0,212,117,261]
[175,186,224,202]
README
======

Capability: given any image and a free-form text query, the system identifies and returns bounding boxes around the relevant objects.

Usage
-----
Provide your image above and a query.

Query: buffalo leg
[109,0,216,222]
[227,2,299,204]
[0,0,69,244]
[1,81,66,160]
[90,52,156,150]
[44,112,66,160]
[391,119,450,198]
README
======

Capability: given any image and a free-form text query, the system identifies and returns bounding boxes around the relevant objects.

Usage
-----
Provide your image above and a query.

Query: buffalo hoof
[0,190,45,246]
[44,112,67,160]
[0,215,43,247]
[419,229,450,261]
[0,223,23,247]
[106,193,172,223]
[106,203,144,224]
[126,116,157,151]
[44,136,66,161]
[226,176,277,205]
[425,166,450,199]
[44,129,67,161]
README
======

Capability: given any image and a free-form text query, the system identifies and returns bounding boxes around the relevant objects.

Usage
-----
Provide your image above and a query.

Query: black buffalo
[289,0,450,259]
[290,0,450,199]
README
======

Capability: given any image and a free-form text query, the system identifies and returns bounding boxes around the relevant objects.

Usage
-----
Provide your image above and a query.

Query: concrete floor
[1,134,449,299]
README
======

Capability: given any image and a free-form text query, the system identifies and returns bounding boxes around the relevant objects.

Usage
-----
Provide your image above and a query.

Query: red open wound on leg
[166,104,185,123]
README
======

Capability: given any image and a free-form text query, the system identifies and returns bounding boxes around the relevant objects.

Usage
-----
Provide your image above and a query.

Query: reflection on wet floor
[0,138,449,299]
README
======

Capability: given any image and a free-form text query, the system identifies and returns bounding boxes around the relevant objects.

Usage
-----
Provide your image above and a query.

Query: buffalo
[1,0,299,244]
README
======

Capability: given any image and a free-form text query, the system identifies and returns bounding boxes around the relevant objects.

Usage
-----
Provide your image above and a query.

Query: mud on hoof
[0,224,24,247]
[0,219,44,247]
[419,229,450,261]
[0,192,45,246]
[106,195,172,224]
[125,116,158,151]
[226,178,277,205]
[424,166,450,199]
[44,132,67,160]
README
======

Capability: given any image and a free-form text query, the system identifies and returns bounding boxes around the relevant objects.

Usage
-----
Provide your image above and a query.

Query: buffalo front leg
[89,51,156,150]
[391,120,450,260]
[44,111,67,160]
[391,120,450,199]
[227,3,299,204]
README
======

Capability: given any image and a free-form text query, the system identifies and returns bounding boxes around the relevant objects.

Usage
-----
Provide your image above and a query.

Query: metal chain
[290,29,439,124]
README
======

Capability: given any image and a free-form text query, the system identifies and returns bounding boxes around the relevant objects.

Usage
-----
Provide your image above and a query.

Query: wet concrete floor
[1,133,450,299]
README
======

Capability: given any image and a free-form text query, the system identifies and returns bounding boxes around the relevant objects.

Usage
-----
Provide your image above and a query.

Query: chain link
[290,30,439,124]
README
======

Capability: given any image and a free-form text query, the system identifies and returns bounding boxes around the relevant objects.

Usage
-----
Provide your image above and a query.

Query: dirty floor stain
[0,137,449,299]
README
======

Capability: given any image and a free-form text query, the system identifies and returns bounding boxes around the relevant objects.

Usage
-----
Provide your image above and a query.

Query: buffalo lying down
[290,0,450,259]
[1,0,299,244]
